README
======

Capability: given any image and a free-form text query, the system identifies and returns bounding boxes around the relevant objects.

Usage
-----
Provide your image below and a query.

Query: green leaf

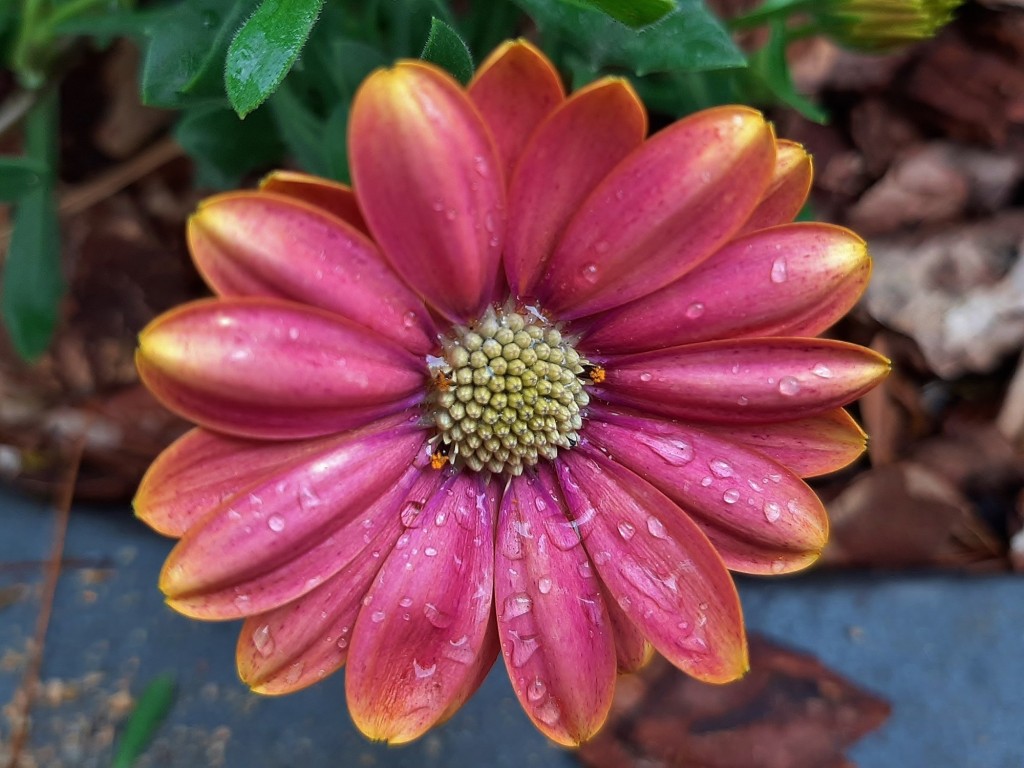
[267,78,332,177]
[2,89,62,361]
[513,0,745,75]
[558,0,676,28]
[750,21,828,123]
[0,157,46,202]
[112,674,177,768]
[140,0,258,108]
[174,104,284,188]
[226,0,326,118]
[420,17,473,84]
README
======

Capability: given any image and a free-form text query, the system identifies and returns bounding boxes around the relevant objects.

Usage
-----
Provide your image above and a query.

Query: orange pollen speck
[430,452,449,470]
[589,366,606,384]
[434,371,452,392]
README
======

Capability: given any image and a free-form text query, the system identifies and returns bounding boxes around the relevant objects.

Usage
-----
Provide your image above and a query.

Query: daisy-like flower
[135,40,888,746]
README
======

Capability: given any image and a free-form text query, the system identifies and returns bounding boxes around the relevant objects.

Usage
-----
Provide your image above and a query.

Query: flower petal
[739,139,812,234]
[556,451,747,683]
[258,170,370,235]
[137,298,425,439]
[505,78,647,298]
[602,587,653,673]
[598,338,890,424]
[350,62,504,322]
[702,409,867,478]
[495,468,616,745]
[468,39,565,176]
[579,223,870,354]
[188,192,435,354]
[237,467,435,694]
[346,472,498,744]
[587,411,829,574]
[158,417,426,618]
[539,107,776,319]
[135,427,341,538]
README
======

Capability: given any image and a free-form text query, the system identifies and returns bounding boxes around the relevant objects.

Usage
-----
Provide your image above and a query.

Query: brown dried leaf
[578,636,890,768]
[822,463,1006,569]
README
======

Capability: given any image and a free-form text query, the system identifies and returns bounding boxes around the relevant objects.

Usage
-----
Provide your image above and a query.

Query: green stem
[727,0,820,31]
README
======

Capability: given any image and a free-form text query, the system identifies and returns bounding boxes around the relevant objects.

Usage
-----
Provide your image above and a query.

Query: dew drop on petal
[771,559,786,573]
[812,363,833,379]
[413,659,437,679]
[424,546,438,557]
[252,624,274,657]
[507,631,541,667]
[538,576,553,595]
[527,677,547,702]
[723,489,740,504]
[267,514,285,533]
[503,593,534,619]
[533,496,548,512]
[787,499,802,515]
[685,302,705,319]
[709,459,734,478]
[371,610,386,623]
[284,662,305,685]
[700,476,714,487]
[636,433,694,466]
[399,596,414,608]
[592,550,612,565]
[764,501,782,522]
[647,517,668,539]
[639,371,653,383]
[581,263,599,283]
[770,256,788,283]
[535,699,560,725]
[617,521,636,541]
[778,376,801,396]
[737,395,749,406]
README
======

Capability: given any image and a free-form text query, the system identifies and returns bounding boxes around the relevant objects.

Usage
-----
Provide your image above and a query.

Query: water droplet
[233,594,250,609]
[812,363,833,379]
[284,662,305,685]
[635,433,694,466]
[534,497,548,512]
[413,659,437,679]
[227,508,242,521]
[371,610,386,623]
[267,514,285,532]
[424,602,454,628]
[337,636,349,650]
[748,479,764,492]
[581,263,599,283]
[538,576,553,595]
[503,593,533,619]
[507,630,540,667]
[473,155,489,177]
[771,559,786,573]
[737,395,749,406]
[770,256,788,283]
[647,517,668,539]
[424,546,438,557]
[639,371,653,383]
[764,501,782,522]
[685,302,705,319]
[723,489,740,504]
[402,311,417,329]
[577,560,594,579]
[445,209,457,221]
[700,476,714,487]
[778,376,801,396]
[617,521,636,541]
[297,483,321,511]
[432,200,444,212]
[399,596,414,608]
[787,499,802,515]
[395,532,411,550]
[592,550,612,565]
[709,459,734,478]
[252,625,274,657]
[527,677,547,702]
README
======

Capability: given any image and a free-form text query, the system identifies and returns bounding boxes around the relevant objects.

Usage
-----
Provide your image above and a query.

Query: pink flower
[135,40,888,746]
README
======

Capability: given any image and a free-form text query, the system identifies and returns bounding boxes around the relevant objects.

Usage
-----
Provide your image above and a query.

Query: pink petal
[579,223,870,354]
[159,417,427,618]
[539,107,776,319]
[739,140,812,234]
[468,39,565,177]
[350,62,505,323]
[505,78,647,298]
[137,298,426,439]
[258,170,370,235]
[602,587,653,673]
[587,411,829,574]
[135,427,347,538]
[556,451,747,683]
[598,338,891,424]
[703,409,867,478]
[345,472,499,744]
[495,468,616,745]
[188,192,434,353]
[237,468,440,693]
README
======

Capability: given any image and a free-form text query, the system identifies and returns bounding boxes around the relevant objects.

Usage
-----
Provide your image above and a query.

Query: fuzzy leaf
[421,17,474,84]
[559,0,676,28]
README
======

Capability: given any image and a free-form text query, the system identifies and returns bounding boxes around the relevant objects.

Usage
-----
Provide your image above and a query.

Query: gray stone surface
[1,487,1022,767]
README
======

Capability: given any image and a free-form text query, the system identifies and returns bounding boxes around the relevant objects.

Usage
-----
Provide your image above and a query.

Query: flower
[134,40,888,746]
[812,0,963,51]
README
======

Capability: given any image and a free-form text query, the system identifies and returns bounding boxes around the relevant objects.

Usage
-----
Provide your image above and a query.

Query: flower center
[428,307,596,475]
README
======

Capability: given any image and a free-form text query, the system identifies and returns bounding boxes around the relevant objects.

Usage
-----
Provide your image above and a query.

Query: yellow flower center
[428,307,594,475]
